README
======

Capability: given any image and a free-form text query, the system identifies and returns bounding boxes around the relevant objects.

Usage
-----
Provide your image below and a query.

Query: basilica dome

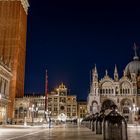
[125,46,140,76]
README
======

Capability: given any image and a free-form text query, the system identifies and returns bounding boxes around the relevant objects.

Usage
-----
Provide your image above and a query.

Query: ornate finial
[92,64,98,75]
[133,43,139,60]
[94,64,97,73]
[105,69,108,76]
[123,70,126,77]
[114,64,118,81]
[114,64,118,73]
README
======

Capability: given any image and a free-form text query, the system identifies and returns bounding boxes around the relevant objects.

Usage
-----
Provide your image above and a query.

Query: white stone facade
[14,95,45,124]
[0,60,12,124]
[87,48,140,123]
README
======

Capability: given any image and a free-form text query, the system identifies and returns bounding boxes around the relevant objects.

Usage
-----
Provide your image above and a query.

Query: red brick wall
[0,1,27,119]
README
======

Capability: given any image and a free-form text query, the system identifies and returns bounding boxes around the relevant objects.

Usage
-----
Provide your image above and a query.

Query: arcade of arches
[90,98,139,123]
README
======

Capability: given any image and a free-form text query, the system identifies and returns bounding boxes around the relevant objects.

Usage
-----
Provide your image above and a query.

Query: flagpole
[45,70,48,120]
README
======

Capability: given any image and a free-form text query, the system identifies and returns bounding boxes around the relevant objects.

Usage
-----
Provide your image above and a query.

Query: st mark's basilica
[87,44,140,123]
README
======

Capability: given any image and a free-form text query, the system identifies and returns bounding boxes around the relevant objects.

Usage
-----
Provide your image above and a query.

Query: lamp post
[129,104,139,124]
[0,93,7,125]
[45,109,51,128]
[29,104,38,126]
[0,93,11,124]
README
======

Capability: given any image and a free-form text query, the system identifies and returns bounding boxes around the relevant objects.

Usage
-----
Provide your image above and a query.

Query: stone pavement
[0,124,140,140]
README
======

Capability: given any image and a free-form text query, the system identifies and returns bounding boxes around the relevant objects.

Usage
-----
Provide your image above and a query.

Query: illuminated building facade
[77,101,87,121]
[0,60,12,124]
[0,0,29,120]
[14,83,78,124]
[48,83,77,121]
[87,46,140,123]
[14,95,45,124]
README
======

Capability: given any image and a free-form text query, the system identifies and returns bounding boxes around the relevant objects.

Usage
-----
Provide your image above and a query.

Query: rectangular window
[67,108,71,112]
[54,107,58,111]
[48,98,52,102]
[72,113,76,116]
[54,98,58,102]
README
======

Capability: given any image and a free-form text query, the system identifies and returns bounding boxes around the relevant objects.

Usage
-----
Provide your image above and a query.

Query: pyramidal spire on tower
[105,69,108,76]
[114,64,119,81]
[92,64,98,82]
[94,64,97,73]
[133,43,139,60]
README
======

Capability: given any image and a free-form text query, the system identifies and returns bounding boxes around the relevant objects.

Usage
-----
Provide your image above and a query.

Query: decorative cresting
[103,105,128,140]
[96,110,105,134]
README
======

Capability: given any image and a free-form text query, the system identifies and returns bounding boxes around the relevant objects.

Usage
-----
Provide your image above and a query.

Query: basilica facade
[87,46,140,123]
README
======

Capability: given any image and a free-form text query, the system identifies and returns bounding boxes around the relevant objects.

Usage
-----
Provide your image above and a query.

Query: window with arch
[128,89,130,94]
[125,89,127,94]
[106,89,108,94]
[112,89,114,94]
[19,107,24,118]
[100,89,102,94]
[103,89,105,94]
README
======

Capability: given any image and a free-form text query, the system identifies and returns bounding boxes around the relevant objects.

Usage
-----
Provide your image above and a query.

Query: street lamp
[129,104,139,123]
[44,109,51,128]
[0,94,2,124]
[0,93,10,125]
[29,104,38,126]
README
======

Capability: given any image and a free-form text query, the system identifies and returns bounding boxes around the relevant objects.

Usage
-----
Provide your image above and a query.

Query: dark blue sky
[25,1,140,100]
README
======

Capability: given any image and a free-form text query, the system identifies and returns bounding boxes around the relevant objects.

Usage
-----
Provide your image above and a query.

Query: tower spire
[114,64,118,73]
[133,43,139,60]
[92,64,98,82]
[114,64,118,81]
[105,69,108,76]
[94,64,97,73]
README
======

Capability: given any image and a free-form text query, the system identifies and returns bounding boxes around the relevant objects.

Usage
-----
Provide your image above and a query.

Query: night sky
[25,1,140,100]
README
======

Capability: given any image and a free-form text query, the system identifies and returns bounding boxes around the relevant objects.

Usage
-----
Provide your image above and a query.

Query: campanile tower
[0,0,29,119]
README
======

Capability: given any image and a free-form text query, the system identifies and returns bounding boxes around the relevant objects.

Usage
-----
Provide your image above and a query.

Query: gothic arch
[92,100,98,105]
[119,79,132,88]
[100,80,114,87]
[120,98,132,105]
[91,100,98,114]
[120,98,132,122]
[120,98,132,110]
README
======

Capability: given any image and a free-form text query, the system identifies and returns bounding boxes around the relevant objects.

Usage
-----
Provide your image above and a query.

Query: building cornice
[0,64,13,80]
[0,0,29,14]
[20,0,29,14]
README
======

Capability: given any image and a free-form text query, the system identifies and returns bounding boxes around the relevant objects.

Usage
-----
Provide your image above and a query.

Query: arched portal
[120,98,132,122]
[91,101,98,114]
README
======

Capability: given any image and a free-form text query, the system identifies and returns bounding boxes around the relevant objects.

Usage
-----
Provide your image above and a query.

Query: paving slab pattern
[0,124,140,140]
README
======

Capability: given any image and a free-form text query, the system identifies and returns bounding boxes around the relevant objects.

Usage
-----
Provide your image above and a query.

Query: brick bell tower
[0,0,29,120]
